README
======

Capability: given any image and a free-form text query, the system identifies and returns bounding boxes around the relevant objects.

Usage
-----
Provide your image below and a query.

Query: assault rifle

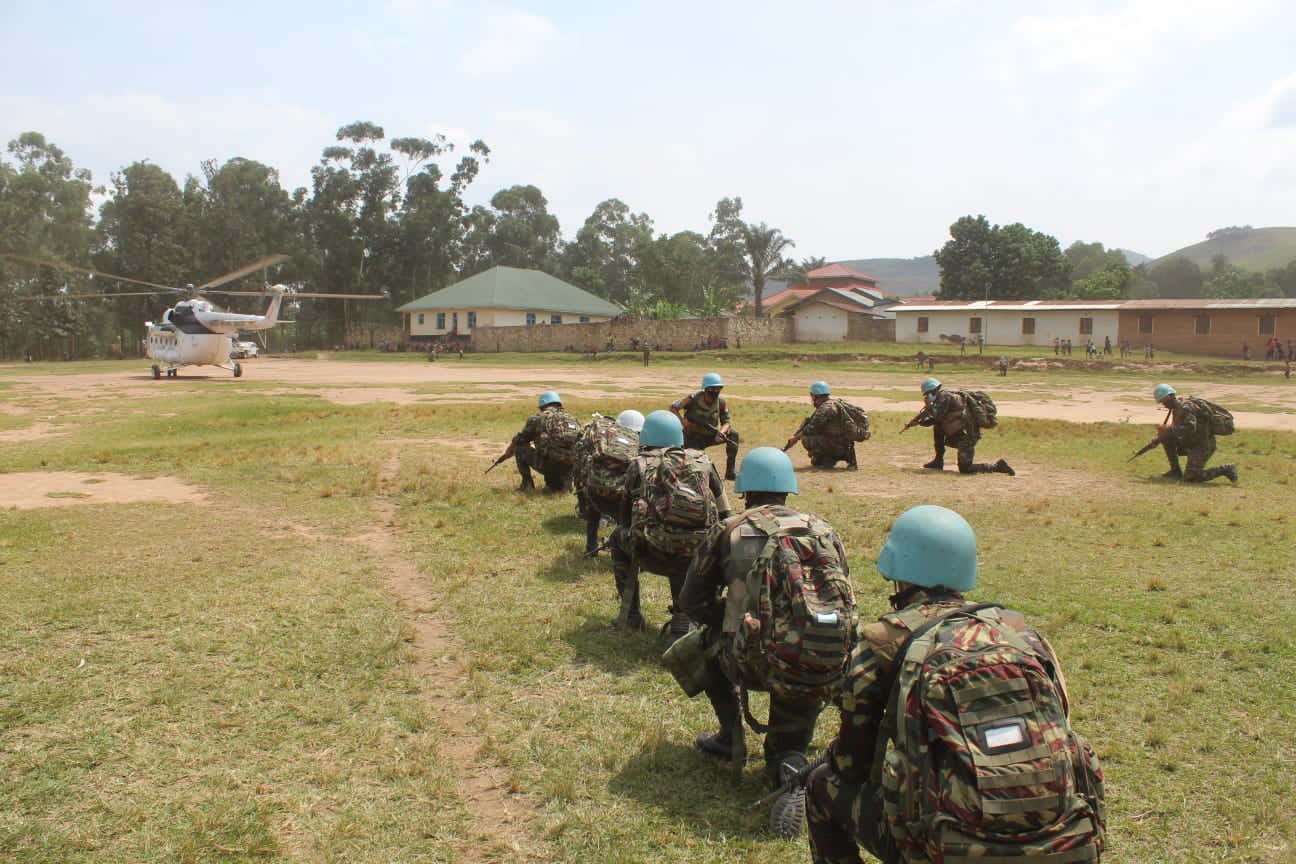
[748,752,830,810]
[1127,436,1164,462]
[784,418,810,451]
[584,530,618,559]
[1127,409,1173,463]
[484,441,516,474]
[700,421,738,446]
[900,405,933,434]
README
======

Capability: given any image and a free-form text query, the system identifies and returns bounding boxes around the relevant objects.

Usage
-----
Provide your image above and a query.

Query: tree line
[934,215,1296,302]
[0,124,807,359]
[3,124,1293,359]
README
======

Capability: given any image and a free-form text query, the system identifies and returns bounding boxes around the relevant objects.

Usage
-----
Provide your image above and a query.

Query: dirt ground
[3,353,1287,509]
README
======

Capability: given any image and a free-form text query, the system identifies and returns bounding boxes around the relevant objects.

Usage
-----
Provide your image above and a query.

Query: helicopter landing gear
[232,362,242,378]
[152,364,161,380]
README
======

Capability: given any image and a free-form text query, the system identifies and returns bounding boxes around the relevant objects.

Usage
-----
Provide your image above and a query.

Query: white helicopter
[3,254,379,378]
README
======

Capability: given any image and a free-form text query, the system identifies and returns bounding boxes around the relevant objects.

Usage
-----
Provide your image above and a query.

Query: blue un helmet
[809,381,831,396]
[1153,383,1176,404]
[701,372,724,389]
[537,390,562,409]
[734,446,799,495]
[876,504,977,591]
[615,409,645,432]
[920,377,942,395]
[639,410,684,448]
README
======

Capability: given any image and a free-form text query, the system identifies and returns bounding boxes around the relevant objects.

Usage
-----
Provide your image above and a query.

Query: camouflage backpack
[631,447,719,558]
[578,416,638,512]
[1185,397,1235,436]
[960,390,999,429]
[875,603,1106,864]
[535,408,582,466]
[723,507,856,702]
[836,399,872,442]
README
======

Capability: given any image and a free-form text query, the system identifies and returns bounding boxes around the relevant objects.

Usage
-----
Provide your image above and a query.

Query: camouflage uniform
[917,389,1004,474]
[678,503,845,784]
[512,405,576,491]
[1161,397,1235,482]
[796,399,858,469]
[671,389,740,479]
[805,588,1065,864]
[613,449,732,629]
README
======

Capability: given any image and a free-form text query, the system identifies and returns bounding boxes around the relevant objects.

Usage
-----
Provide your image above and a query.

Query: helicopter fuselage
[144,291,285,378]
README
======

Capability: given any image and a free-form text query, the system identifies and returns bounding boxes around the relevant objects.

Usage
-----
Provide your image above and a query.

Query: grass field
[1,349,1293,863]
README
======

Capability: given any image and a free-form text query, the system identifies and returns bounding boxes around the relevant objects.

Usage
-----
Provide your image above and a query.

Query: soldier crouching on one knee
[510,390,579,492]
[785,381,860,470]
[1149,383,1238,484]
[905,377,1013,476]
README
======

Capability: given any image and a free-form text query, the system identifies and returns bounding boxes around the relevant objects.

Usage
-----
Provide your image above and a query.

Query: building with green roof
[396,266,623,344]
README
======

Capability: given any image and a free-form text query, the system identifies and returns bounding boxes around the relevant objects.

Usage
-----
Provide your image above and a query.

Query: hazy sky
[3,0,1293,261]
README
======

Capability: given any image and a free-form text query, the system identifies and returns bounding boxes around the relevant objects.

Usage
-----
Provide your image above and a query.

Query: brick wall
[473,316,794,353]
[1118,309,1296,358]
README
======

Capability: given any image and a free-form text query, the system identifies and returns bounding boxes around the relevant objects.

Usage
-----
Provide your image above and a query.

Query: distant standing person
[903,378,1014,475]
[643,344,651,367]
[998,355,1008,376]
[670,372,740,480]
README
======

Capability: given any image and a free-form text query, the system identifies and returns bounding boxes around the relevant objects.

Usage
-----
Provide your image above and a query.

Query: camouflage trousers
[515,445,572,491]
[683,427,740,477]
[805,764,901,864]
[933,427,997,474]
[1162,437,1228,482]
[704,646,823,785]
[610,535,692,630]
[803,434,857,468]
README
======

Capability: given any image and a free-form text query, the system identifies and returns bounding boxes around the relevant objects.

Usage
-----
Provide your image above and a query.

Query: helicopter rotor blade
[214,290,384,300]
[1,253,180,292]
[10,291,166,300]
[197,254,291,291]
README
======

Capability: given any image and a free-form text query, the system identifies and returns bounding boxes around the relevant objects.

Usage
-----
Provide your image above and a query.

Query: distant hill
[1119,249,1152,266]
[841,257,940,297]
[1152,226,1296,271]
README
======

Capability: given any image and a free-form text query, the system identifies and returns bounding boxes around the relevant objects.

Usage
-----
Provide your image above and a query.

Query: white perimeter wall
[895,309,1120,348]
[793,303,849,342]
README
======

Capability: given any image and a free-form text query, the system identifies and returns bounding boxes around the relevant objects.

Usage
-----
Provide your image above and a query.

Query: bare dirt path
[4,355,1295,430]
[356,451,544,863]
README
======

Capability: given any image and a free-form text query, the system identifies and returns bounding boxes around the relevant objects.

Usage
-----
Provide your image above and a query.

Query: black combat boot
[923,456,944,470]
[994,458,1016,476]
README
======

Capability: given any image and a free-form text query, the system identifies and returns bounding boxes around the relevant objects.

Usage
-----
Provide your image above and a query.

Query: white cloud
[1158,71,1296,186]
[1001,0,1281,110]
[457,6,563,79]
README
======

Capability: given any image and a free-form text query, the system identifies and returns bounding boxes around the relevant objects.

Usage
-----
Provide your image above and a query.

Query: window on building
[1021,317,1035,335]
[969,317,982,334]
[550,314,563,324]
[417,313,424,325]
[1079,317,1093,335]
[467,311,477,328]
[1259,314,1276,336]
[579,316,590,324]
[435,312,445,329]
[452,312,458,331]
[526,313,536,326]
[917,316,929,333]
[1138,313,1154,334]
[1195,314,1211,335]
